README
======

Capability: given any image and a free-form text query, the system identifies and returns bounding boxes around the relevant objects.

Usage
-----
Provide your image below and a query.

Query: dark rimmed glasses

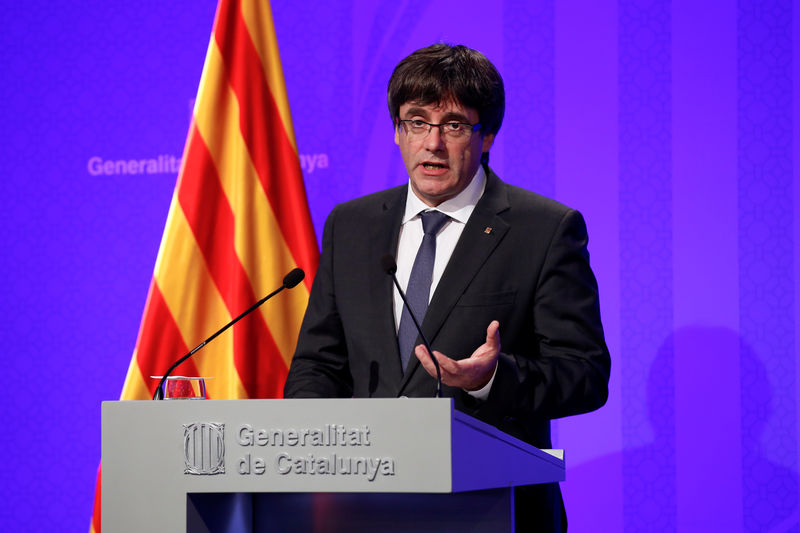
[397,119,482,143]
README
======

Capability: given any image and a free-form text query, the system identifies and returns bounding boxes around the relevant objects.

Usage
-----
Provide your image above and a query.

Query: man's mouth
[421,162,448,170]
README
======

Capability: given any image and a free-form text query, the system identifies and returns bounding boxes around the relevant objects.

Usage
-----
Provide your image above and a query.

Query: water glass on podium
[160,376,207,400]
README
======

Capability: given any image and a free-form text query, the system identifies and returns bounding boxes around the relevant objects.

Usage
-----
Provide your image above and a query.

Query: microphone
[152,268,305,400]
[381,254,442,398]
[282,268,305,289]
[380,254,397,275]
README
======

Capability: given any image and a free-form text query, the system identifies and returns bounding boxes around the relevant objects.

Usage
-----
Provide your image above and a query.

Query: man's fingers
[414,345,443,376]
[432,350,460,373]
[486,320,500,347]
[414,344,432,368]
[414,345,461,380]
[414,333,499,389]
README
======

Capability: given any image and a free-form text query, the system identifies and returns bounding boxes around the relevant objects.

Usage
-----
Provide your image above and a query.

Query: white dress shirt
[393,165,495,398]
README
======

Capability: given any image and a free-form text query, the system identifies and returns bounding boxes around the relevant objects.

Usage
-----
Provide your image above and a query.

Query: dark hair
[387,43,505,136]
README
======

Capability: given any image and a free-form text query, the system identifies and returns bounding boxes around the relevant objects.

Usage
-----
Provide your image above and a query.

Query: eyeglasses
[397,119,482,142]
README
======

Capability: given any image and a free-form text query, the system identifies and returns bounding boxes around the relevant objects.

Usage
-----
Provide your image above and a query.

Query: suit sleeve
[469,209,610,426]
[283,206,354,398]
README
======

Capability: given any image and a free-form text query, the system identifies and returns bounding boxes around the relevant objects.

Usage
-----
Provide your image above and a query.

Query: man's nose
[423,126,446,151]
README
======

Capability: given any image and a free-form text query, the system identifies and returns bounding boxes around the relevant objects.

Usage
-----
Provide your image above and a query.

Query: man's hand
[414,320,501,391]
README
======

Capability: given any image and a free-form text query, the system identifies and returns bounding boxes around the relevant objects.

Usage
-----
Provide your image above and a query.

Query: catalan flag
[89,0,318,530]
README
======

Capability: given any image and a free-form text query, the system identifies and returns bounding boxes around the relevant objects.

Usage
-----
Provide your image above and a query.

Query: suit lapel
[368,186,407,386]
[399,171,510,393]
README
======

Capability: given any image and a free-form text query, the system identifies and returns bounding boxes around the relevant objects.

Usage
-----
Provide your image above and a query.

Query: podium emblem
[183,422,225,475]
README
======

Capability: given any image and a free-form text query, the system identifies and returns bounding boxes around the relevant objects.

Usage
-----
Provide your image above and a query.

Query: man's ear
[394,124,401,146]
[481,133,495,152]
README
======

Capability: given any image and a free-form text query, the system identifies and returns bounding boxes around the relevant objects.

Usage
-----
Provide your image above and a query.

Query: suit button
[503,415,516,422]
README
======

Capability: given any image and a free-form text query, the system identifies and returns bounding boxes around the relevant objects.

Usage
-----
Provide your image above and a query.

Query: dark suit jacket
[284,168,610,531]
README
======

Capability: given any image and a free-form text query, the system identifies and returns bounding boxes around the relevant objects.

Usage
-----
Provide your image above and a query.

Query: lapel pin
[484,227,493,235]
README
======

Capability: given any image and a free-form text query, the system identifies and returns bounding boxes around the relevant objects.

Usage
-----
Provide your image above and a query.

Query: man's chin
[412,186,457,206]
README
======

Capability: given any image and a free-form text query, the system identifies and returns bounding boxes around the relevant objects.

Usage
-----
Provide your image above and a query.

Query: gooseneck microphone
[381,254,442,398]
[152,268,305,400]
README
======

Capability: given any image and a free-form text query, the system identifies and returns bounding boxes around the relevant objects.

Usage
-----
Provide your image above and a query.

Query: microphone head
[380,254,397,275]
[283,268,305,289]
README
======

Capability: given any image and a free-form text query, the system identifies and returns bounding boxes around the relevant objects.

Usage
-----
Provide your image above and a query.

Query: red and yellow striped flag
[90,0,317,530]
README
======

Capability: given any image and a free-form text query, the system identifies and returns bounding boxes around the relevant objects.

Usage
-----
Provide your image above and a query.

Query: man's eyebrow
[401,107,470,123]
[402,107,430,118]
[440,112,470,123]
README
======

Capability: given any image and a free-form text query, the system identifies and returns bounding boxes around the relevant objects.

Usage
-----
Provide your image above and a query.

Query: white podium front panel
[101,398,564,532]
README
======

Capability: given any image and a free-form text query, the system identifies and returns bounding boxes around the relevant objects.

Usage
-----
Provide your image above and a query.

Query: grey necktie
[397,210,450,372]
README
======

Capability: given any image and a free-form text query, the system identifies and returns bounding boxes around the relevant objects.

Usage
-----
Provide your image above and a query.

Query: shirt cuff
[466,362,498,401]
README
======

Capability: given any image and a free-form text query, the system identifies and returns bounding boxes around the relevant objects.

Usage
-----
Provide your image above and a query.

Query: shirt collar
[402,165,487,225]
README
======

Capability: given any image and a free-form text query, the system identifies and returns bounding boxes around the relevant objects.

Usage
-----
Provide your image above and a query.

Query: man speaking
[284,43,610,532]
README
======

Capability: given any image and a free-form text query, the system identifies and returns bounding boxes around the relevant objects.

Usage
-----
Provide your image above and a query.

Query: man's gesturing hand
[414,320,500,391]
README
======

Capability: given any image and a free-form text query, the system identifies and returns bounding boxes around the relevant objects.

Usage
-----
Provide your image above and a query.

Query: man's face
[394,101,495,207]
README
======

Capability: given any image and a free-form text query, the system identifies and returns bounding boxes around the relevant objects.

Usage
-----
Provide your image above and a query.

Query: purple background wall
[2,1,799,531]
